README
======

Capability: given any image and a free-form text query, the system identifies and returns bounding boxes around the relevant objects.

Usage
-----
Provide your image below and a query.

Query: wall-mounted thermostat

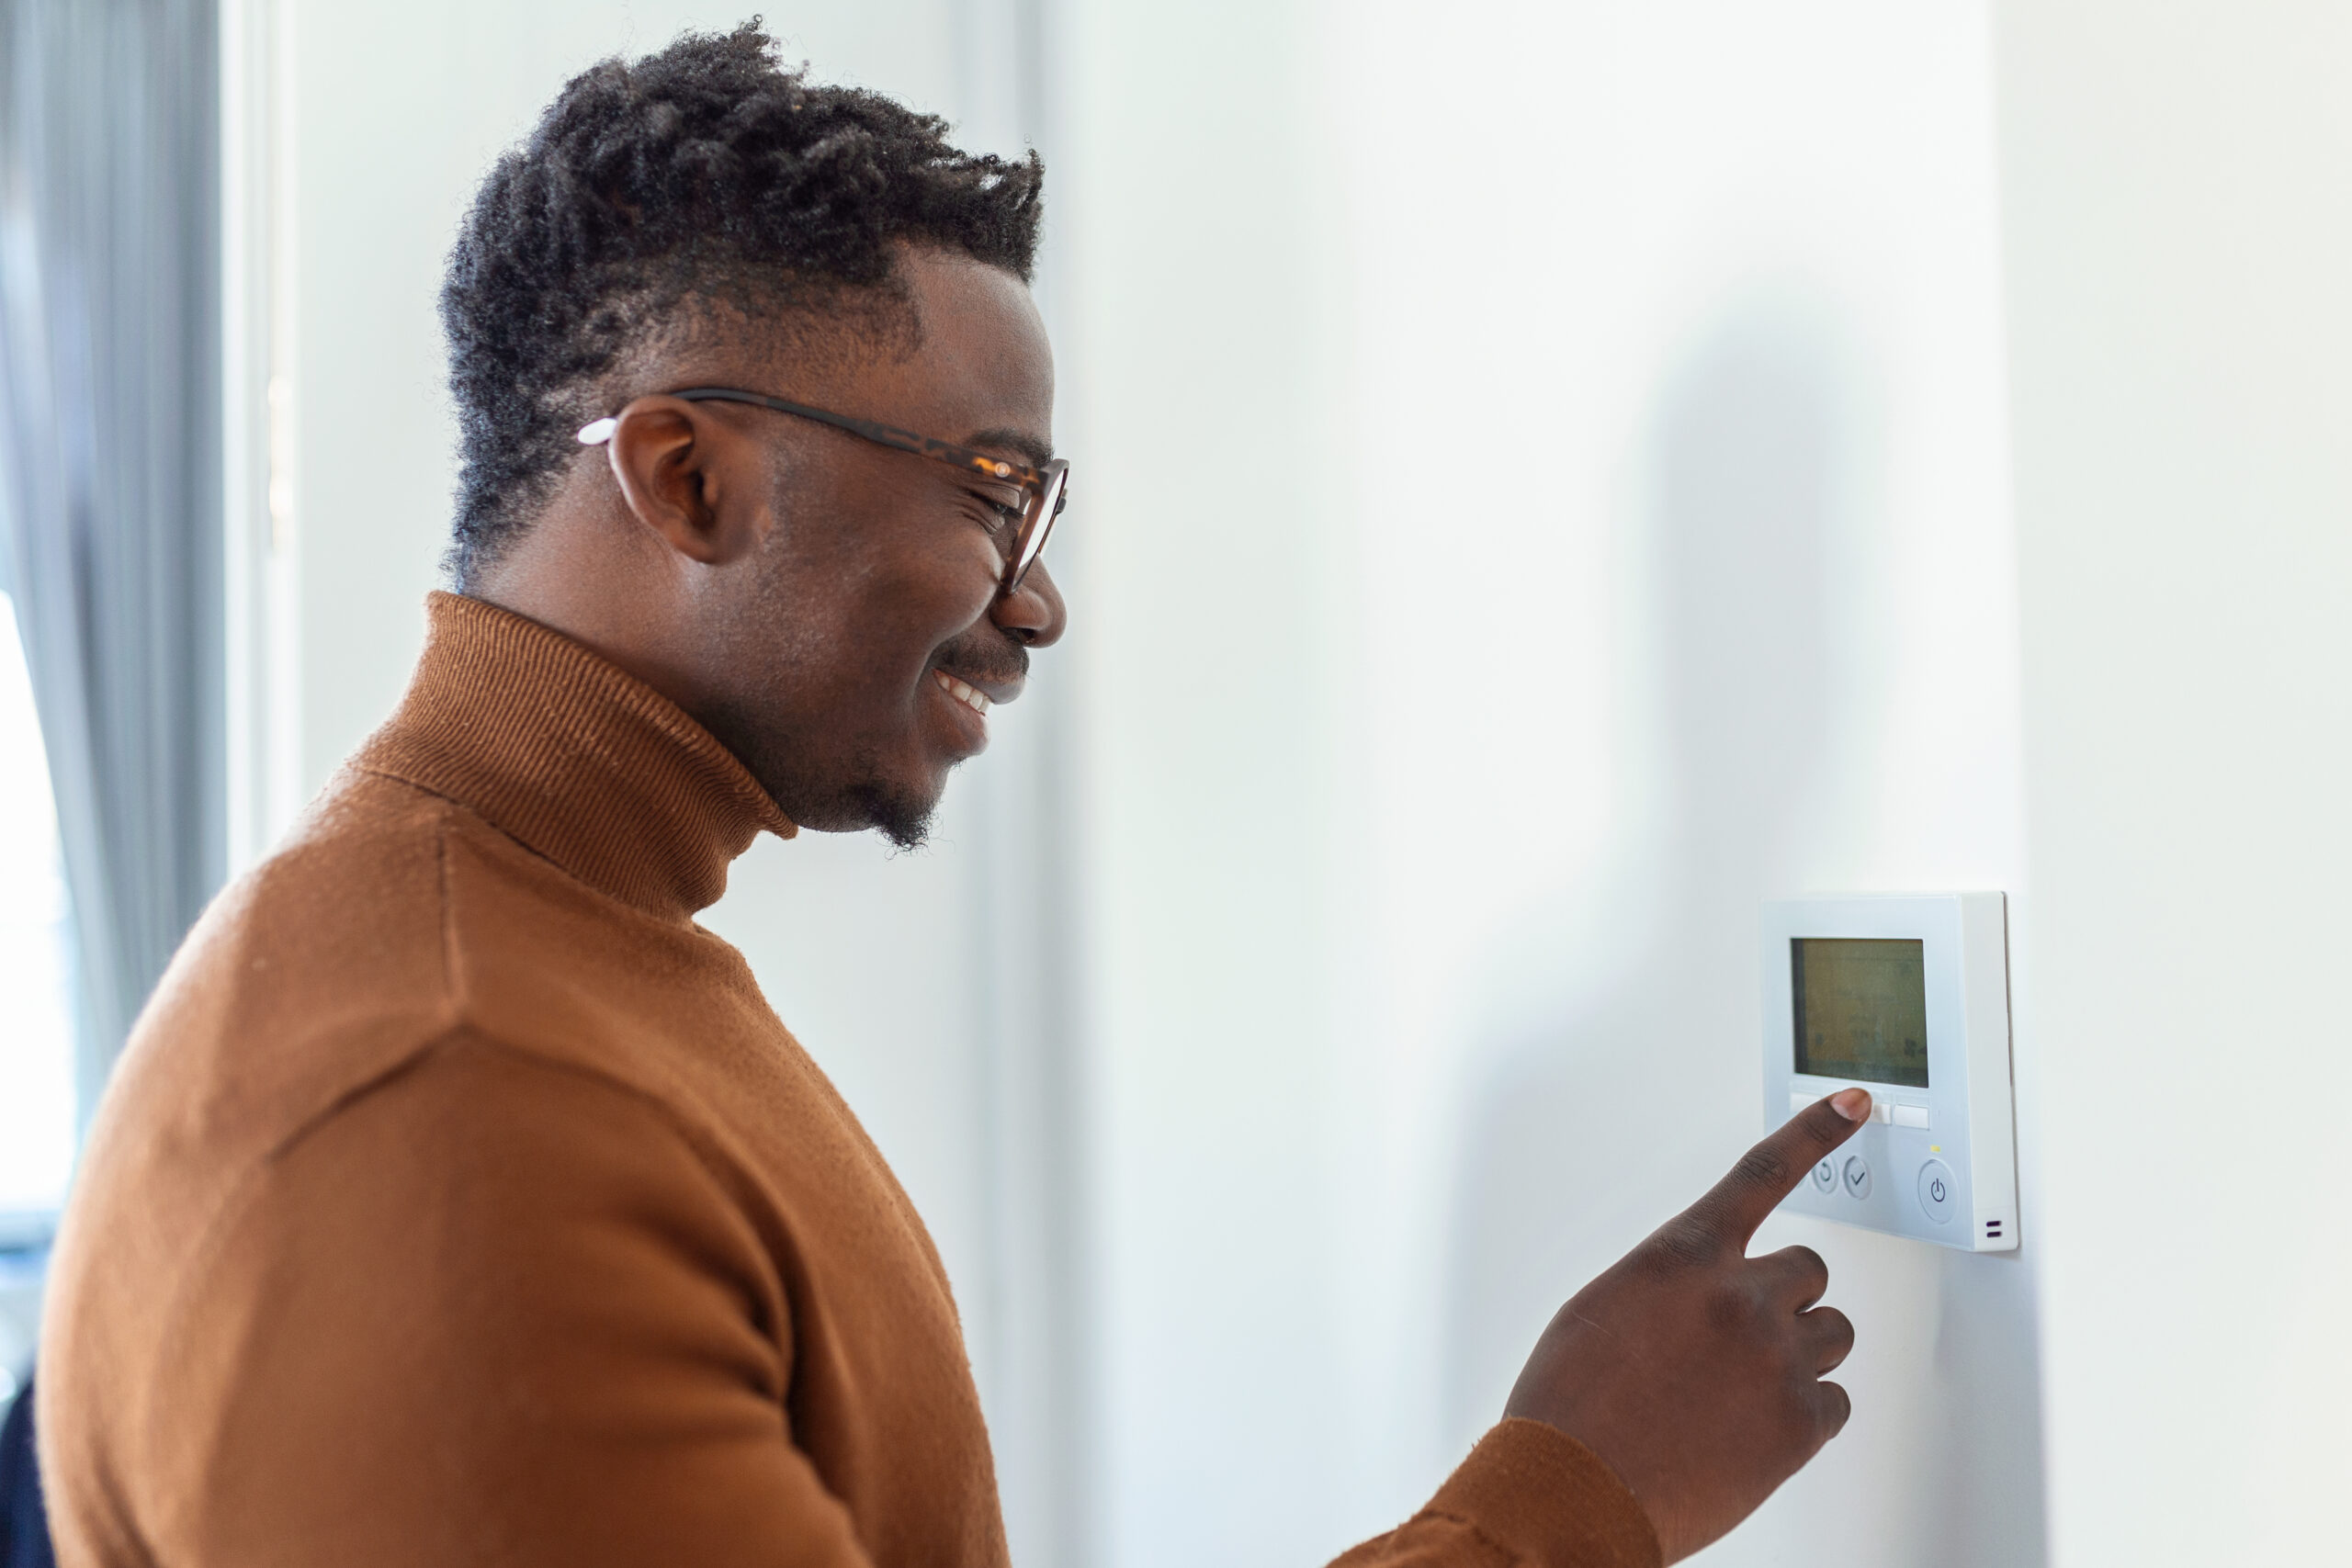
[1761,893,2019,1252]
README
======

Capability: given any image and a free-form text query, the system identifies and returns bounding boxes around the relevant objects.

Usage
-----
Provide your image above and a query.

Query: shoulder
[157,1028,786,1406]
[129,1032,793,1559]
[101,769,471,1162]
[223,1028,772,1264]
[53,778,531,1416]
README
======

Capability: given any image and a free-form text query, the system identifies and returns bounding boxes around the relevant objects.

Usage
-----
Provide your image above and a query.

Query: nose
[992,558,1067,649]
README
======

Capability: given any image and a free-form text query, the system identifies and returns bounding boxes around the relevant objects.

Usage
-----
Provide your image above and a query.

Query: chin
[840,762,950,850]
[719,715,945,847]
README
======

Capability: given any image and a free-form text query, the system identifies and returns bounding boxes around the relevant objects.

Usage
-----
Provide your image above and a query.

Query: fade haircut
[438,21,1044,585]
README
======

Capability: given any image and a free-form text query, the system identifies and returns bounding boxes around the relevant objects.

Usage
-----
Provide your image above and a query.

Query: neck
[357,592,794,922]
[467,502,714,723]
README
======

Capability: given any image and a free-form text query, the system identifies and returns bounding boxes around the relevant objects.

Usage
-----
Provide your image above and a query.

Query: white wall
[1053,3,1360,1560]
[1059,2,2043,1563]
[1994,3,2352,1563]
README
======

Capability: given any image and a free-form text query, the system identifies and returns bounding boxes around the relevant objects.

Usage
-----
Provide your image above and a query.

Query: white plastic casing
[1760,893,2019,1253]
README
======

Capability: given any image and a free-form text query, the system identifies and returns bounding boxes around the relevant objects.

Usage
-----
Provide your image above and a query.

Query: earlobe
[604,396,767,567]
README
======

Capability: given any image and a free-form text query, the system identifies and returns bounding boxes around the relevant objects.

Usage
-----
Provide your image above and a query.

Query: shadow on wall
[1439,295,2047,1567]
[1443,298,1850,1443]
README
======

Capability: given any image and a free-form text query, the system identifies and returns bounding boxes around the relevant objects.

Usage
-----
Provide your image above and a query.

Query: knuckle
[1804,1307,1856,1371]
[1765,1244,1831,1305]
[1647,1218,1719,1274]
[1818,1380,1854,1439]
[1733,1145,1794,1194]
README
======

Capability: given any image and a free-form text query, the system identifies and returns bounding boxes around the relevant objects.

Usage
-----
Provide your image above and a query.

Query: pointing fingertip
[1830,1089,1871,1122]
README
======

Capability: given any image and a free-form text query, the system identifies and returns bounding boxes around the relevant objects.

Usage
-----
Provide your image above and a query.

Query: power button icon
[1917,1157,1957,1224]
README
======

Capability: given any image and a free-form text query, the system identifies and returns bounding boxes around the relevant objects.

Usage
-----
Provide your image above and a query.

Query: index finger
[1686,1088,1871,1248]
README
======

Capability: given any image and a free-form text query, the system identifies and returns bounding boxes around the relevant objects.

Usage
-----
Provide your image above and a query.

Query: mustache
[931,630,1029,687]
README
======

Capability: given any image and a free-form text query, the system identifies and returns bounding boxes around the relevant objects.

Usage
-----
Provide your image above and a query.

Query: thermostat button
[1894,1103,1931,1129]
[1870,1100,1893,1124]
[1789,1091,1817,1118]
[1842,1156,1871,1200]
[1811,1156,1837,1193]
[1917,1158,1956,1224]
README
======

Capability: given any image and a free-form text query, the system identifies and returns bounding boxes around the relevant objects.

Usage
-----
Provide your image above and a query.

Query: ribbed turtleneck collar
[355,592,795,922]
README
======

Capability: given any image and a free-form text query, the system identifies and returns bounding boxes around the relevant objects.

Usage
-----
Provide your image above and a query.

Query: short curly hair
[438,21,1044,584]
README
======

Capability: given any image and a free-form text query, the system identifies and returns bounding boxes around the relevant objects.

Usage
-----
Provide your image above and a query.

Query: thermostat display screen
[1792,938,1930,1088]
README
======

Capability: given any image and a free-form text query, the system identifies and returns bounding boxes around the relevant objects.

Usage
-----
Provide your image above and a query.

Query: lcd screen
[1792,938,1929,1088]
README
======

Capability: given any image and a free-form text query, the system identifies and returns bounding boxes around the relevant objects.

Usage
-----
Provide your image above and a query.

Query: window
[0,590,76,1225]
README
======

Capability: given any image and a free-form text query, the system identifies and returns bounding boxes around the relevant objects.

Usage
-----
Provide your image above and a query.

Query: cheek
[755,472,1006,705]
[828,536,1001,702]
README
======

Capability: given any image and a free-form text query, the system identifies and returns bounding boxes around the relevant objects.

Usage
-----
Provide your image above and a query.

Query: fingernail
[1831,1089,1871,1122]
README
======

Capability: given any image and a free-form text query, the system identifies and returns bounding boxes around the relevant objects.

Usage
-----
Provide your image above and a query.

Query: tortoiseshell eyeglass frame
[576,386,1069,593]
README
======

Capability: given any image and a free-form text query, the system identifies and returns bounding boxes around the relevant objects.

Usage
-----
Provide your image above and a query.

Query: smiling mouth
[932,670,990,716]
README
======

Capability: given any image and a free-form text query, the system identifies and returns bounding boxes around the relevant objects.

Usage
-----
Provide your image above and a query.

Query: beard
[839,745,944,850]
[704,698,947,851]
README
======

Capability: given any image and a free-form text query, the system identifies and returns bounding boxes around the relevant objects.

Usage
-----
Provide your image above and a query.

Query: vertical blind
[0,0,224,1119]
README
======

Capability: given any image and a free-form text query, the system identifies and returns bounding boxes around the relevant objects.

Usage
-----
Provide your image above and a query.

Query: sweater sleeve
[139,1032,881,1568]
[1330,1420,1662,1568]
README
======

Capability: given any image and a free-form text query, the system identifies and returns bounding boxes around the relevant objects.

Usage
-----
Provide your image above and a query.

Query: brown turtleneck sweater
[38,592,1659,1568]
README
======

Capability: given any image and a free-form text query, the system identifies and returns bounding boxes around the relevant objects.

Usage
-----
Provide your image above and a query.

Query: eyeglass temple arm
[670,388,1048,492]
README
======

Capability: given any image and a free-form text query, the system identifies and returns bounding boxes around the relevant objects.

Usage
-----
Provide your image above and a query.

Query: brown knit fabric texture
[1347,1420,1666,1568]
[38,592,1658,1568]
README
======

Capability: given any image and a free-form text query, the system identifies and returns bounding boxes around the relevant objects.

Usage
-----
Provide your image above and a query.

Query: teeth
[933,670,990,715]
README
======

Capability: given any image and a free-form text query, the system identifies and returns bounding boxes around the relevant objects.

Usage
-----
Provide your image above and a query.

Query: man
[39,26,1868,1568]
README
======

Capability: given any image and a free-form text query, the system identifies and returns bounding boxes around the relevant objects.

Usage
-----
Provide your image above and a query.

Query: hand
[1504,1088,1871,1562]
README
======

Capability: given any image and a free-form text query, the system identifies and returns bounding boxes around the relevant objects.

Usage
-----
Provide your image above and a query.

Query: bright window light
[0,590,77,1218]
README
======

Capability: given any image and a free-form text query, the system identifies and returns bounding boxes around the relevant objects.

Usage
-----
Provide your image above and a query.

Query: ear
[603,395,771,566]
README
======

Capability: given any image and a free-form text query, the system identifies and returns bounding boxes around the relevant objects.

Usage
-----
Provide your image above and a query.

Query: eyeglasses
[577,387,1069,594]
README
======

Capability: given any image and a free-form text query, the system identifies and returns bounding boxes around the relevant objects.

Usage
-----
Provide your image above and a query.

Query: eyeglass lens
[1011,467,1067,591]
